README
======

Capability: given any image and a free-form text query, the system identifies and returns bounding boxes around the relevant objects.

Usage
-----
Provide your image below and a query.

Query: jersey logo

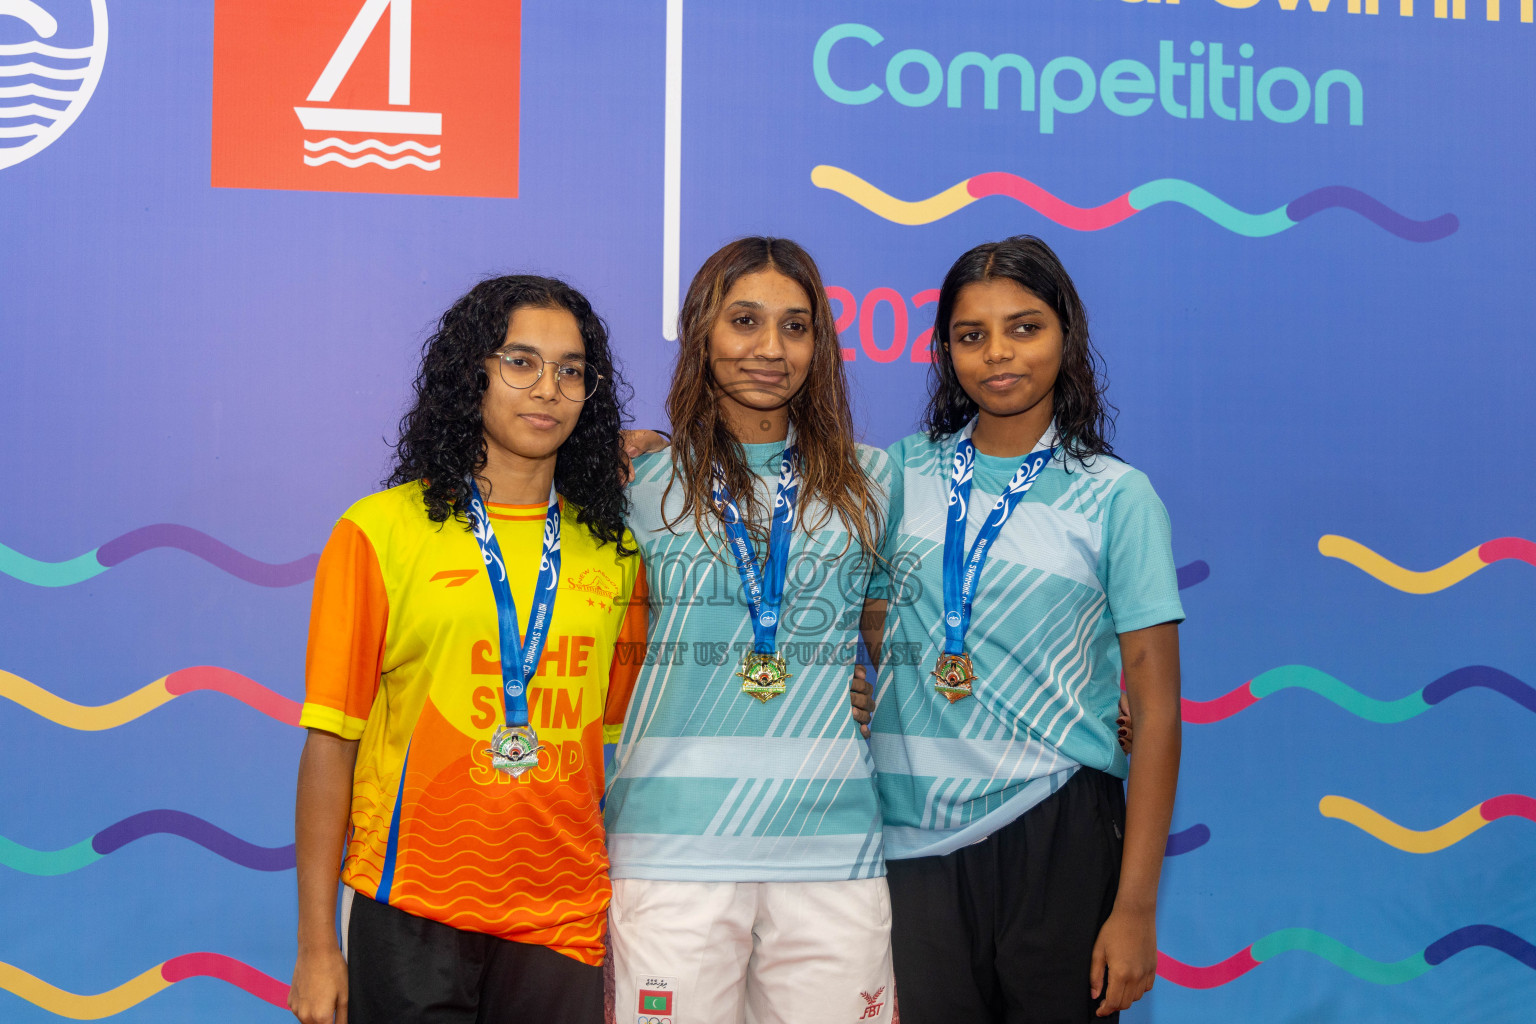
[858,986,886,1019]
[567,568,620,597]
[430,568,478,587]
[568,568,619,611]
[212,0,521,197]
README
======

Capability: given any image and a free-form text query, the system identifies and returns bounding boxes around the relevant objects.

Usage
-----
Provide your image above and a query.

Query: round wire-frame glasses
[493,351,602,401]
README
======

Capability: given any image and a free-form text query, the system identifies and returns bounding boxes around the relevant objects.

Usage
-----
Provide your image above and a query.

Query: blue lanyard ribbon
[712,446,800,654]
[941,432,1056,656]
[467,479,561,728]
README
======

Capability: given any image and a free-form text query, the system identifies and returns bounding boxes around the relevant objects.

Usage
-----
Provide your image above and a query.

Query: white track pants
[609,877,894,1024]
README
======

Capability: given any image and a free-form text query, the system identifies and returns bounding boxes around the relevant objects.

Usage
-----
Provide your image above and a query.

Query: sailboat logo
[212,0,520,198]
[294,0,440,172]
[0,0,108,171]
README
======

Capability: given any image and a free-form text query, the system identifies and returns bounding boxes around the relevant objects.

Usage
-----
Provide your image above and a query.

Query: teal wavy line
[0,542,106,587]
[0,835,102,876]
[1250,666,1431,723]
[1127,180,1296,238]
[1252,929,1433,984]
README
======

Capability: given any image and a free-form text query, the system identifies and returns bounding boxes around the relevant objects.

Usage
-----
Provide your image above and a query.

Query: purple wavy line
[1421,666,1536,713]
[95,525,319,587]
[1176,560,1209,590]
[1165,823,1210,857]
[1424,925,1536,969]
[1285,187,1459,243]
[91,810,295,871]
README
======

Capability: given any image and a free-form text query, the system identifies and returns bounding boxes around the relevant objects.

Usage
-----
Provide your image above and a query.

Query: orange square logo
[212,0,520,198]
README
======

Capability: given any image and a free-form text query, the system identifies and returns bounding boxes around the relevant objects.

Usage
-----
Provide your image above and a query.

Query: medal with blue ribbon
[937,427,1057,702]
[713,446,801,702]
[467,478,561,776]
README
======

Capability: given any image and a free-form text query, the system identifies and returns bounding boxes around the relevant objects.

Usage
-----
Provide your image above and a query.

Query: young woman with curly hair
[859,236,1183,1023]
[602,237,896,1024]
[288,275,647,1024]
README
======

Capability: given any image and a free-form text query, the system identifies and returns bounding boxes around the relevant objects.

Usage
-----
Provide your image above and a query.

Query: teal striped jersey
[605,441,894,881]
[870,428,1184,860]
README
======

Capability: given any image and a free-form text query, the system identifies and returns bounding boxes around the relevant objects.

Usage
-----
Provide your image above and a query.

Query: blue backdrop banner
[2,1,1532,1021]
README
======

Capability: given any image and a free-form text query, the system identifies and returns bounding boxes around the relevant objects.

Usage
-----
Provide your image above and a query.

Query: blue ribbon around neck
[711,446,801,655]
[467,478,561,728]
[941,433,1056,657]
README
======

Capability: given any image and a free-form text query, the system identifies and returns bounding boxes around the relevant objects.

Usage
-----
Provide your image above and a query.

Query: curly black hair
[386,274,634,552]
[920,235,1117,465]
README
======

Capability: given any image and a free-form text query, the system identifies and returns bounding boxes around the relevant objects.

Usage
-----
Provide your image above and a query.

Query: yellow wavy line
[810,165,975,226]
[1317,535,1486,595]
[0,961,169,1019]
[0,671,173,731]
[1319,795,1488,853]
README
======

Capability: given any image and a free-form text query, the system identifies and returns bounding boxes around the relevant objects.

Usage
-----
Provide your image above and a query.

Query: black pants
[887,768,1125,1024]
[348,893,603,1024]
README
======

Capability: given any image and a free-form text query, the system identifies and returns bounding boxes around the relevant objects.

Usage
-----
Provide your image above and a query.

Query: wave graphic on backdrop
[1175,559,1208,590]
[1156,925,1536,988]
[1165,824,1211,857]
[0,525,319,587]
[302,136,441,170]
[810,166,1459,242]
[0,952,287,1018]
[0,0,108,171]
[1319,794,1535,853]
[1,810,295,875]
[0,666,301,730]
[0,531,1204,593]
[1181,665,1535,724]
[1319,535,1536,593]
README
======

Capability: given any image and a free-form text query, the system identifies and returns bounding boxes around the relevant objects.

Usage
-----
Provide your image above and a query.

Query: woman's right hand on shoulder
[288,944,348,1024]
[620,429,672,484]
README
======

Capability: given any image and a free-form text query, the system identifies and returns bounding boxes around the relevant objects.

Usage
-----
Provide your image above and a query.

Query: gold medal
[737,650,791,702]
[932,652,977,703]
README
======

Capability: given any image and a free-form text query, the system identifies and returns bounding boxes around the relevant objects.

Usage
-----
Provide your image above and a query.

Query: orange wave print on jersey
[340,764,391,894]
[380,699,609,964]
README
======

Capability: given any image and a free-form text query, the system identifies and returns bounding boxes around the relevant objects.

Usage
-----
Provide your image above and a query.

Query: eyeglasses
[492,351,602,401]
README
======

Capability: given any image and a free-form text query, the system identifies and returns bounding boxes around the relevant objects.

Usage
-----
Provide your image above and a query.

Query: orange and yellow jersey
[300,481,646,965]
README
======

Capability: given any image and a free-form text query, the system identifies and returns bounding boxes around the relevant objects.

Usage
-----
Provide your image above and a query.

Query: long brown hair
[663,237,883,555]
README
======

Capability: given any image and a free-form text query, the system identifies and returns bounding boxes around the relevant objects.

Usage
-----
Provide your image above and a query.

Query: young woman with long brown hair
[603,237,896,1024]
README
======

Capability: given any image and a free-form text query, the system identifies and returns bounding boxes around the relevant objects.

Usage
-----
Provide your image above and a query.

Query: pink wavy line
[163,667,301,726]
[1479,537,1536,567]
[1181,682,1260,724]
[966,173,1137,230]
[1156,948,1260,989]
[160,953,289,1008]
[1482,794,1536,823]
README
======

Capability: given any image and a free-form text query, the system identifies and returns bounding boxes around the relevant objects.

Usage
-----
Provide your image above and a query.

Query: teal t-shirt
[605,441,895,881]
[870,427,1184,860]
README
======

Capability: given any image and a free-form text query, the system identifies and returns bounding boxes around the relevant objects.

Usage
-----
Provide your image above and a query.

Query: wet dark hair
[920,235,1116,464]
[663,237,884,558]
[386,274,633,552]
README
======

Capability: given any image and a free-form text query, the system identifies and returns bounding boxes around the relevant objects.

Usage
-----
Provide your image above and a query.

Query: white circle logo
[505,683,524,698]
[946,612,962,627]
[760,612,777,627]
[0,0,108,171]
